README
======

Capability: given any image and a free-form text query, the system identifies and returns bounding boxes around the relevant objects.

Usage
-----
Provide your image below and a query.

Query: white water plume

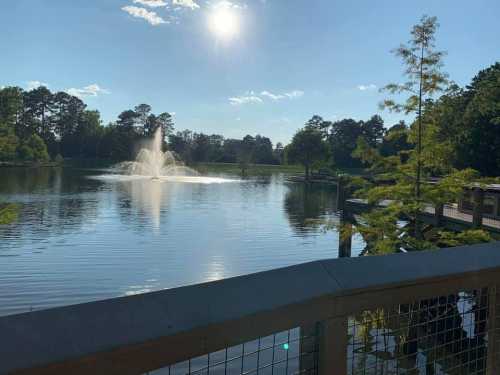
[118,127,198,178]
[96,127,237,184]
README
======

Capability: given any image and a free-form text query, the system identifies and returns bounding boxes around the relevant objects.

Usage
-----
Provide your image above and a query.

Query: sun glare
[208,3,240,40]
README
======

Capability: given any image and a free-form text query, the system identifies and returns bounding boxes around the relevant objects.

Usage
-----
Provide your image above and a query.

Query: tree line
[1,61,498,174]
[0,86,283,165]
[286,114,410,178]
[328,16,497,254]
[287,61,499,178]
[0,86,177,162]
[168,132,283,165]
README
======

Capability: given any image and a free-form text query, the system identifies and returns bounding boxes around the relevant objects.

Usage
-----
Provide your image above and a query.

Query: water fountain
[124,127,197,179]
[97,127,236,184]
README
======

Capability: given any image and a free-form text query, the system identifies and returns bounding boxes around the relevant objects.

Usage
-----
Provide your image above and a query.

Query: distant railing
[1,242,500,375]
[338,177,500,235]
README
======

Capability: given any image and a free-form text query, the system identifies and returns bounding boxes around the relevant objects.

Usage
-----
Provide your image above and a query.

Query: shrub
[18,135,49,162]
[0,134,18,161]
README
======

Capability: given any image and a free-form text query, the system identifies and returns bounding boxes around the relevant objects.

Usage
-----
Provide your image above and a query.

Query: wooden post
[473,188,485,228]
[487,286,499,375]
[434,203,444,227]
[300,324,317,373]
[336,178,345,211]
[339,211,352,258]
[317,318,348,375]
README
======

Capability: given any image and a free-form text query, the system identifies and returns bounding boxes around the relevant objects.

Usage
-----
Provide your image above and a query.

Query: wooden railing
[1,242,500,375]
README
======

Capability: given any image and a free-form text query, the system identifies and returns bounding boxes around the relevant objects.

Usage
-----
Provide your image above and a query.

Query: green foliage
[286,125,330,179]
[380,121,412,158]
[0,87,22,161]
[168,131,281,166]
[18,134,49,162]
[433,229,491,248]
[423,63,500,176]
[345,16,495,254]
[0,86,181,163]
[0,87,23,133]
[380,15,448,115]
[377,14,450,239]
[350,131,492,253]
[351,121,494,253]
[0,134,19,160]
[327,116,385,168]
[0,203,18,225]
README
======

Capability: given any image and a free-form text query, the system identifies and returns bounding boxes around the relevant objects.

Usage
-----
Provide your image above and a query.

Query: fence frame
[2,242,500,375]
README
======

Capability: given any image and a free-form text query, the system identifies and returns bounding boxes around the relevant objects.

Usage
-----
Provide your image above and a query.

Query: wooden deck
[345,199,500,234]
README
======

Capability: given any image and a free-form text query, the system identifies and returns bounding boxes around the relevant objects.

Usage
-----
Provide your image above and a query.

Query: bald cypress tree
[381,15,449,238]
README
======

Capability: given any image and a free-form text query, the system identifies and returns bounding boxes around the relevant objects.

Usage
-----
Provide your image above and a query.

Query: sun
[208,3,240,40]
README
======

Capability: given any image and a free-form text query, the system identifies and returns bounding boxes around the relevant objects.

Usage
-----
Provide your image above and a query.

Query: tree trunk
[415,42,425,240]
[305,164,310,181]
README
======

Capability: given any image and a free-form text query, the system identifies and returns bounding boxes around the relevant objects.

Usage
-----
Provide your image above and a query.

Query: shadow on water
[0,168,105,243]
[283,182,338,235]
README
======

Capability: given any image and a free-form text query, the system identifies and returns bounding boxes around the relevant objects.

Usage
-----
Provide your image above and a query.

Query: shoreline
[0,161,62,168]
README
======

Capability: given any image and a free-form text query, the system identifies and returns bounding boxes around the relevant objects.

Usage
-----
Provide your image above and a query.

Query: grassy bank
[0,161,62,168]
[193,162,304,176]
[194,162,366,177]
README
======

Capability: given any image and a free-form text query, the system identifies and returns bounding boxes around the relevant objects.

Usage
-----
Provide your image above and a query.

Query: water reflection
[0,167,105,195]
[284,183,337,234]
[0,167,347,316]
[116,180,166,231]
[0,168,103,251]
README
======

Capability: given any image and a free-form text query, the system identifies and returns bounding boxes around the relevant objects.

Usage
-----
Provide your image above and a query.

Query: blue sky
[1,0,499,144]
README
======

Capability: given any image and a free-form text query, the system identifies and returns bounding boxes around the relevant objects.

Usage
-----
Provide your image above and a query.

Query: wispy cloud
[260,91,286,101]
[284,90,304,99]
[172,0,200,9]
[229,91,263,106]
[133,0,167,7]
[357,84,377,91]
[230,90,304,105]
[260,90,304,101]
[122,5,167,25]
[26,81,49,90]
[212,0,246,10]
[66,84,110,98]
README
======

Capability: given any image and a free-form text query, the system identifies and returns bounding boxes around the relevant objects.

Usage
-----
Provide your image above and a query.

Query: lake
[0,166,364,317]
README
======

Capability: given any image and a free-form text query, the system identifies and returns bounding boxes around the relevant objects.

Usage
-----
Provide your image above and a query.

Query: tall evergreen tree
[381,15,449,238]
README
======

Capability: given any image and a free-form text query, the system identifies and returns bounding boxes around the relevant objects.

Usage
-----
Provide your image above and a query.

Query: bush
[0,134,19,161]
[18,134,49,162]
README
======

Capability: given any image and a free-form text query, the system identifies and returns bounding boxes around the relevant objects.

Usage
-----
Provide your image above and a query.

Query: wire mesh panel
[144,326,319,375]
[443,204,473,224]
[347,288,491,375]
[481,216,500,230]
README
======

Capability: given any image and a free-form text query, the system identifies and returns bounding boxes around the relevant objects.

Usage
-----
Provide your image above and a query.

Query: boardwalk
[345,199,500,233]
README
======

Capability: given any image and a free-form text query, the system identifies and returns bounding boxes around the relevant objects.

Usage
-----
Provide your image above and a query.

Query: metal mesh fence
[145,327,319,375]
[441,202,500,229]
[442,204,473,224]
[481,216,500,230]
[347,288,491,375]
